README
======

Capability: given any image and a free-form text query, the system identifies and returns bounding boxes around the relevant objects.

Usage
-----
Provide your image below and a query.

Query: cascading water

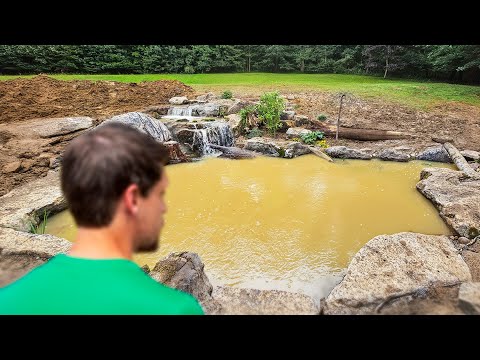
[167,106,194,117]
[192,122,234,156]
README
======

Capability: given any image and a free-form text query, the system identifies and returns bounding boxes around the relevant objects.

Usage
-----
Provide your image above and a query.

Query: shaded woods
[1,45,479,83]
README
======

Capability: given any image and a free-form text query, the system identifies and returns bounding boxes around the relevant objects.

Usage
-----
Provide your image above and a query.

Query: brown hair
[61,122,169,227]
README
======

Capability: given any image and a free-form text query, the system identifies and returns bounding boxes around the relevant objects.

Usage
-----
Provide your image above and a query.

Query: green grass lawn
[1,73,479,109]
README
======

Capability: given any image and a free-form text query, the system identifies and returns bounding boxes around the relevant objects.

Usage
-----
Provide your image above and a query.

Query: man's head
[61,122,170,252]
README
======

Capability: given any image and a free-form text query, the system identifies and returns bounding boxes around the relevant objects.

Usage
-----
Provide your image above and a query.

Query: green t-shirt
[0,254,204,315]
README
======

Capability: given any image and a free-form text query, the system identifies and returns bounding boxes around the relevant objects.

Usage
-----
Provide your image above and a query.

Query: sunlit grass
[1,73,479,109]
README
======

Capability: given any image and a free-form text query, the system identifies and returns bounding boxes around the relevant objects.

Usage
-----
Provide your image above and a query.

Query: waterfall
[192,122,234,156]
[167,106,193,117]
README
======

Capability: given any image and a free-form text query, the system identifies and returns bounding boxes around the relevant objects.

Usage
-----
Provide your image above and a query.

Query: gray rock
[18,117,94,138]
[458,282,480,314]
[293,115,310,127]
[286,127,312,139]
[324,232,471,314]
[225,114,242,136]
[49,156,61,169]
[150,252,213,304]
[227,100,252,115]
[0,227,71,287]
[416,167,480,239]
[0,171,67,232]
[101,112,172,142]
[457,237,470,245]
[244,138,283,157]
[211,286,320,315]
[196,93,217,102]
[280,110,296,120]
[417,146,452,163]
[169,96,189,105]
[325,146,372,160]
[284,142,312,158]
[461,150,480,161]
[377,148,411,162]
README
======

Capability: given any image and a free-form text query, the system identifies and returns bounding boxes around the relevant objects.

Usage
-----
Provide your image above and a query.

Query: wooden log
[308,146,333,162]
[443,142,480,179]
[317,124,410,141]
[208,144,257,159]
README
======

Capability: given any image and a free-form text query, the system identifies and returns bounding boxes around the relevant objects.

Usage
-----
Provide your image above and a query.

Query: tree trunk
[308,146,333,162]
[300,59,305,73]
[443,142,480,179]
[384,56,389,79]
[207,144,257,159]
[317,123,410,141]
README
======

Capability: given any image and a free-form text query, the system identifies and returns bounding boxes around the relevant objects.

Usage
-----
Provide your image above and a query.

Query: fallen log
[443,142,480,179]
[208,144,257,159]
[308,146,333,162]
[316,124,410,141]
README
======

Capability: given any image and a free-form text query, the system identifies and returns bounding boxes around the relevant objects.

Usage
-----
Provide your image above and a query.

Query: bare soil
[0,75,193,196]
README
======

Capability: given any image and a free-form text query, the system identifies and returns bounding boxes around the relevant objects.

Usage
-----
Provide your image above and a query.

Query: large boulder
[0,227,71,287]
[377,148,411,162]
[324,232,471,314]
[325,146,372,160]
[244,138,283,157]
[162,141,189,164]
[416,146,452,163]
[211,286,320,315]
[225,114,242,136]
[227,100,253,115]
[101,112,172,142]
[150,252,215,311]
[284,142,312,158]
[0,171,67,232]
[460,150,480,162]
[416,167,480,239]
[458,282,480,314]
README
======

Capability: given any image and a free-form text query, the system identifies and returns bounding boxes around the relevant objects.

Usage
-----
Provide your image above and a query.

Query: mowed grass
[1,73,479,109]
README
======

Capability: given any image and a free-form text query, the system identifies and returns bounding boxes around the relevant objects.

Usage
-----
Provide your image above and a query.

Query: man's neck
[68,225,134,260]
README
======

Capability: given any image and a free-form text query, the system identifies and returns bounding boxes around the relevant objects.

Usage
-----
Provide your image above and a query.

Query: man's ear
[122,184,140,215]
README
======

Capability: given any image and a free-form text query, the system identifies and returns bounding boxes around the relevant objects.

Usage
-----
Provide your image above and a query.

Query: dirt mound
[0,74,193,124]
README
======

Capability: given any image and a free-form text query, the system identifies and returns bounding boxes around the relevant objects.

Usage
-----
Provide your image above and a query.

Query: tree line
[0,45,479,83]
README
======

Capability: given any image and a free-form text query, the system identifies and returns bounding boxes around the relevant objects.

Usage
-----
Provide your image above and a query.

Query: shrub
[221,90,233,99]
[184,66,195,74]
[256,91,285,137]
[317,114,327,121]
[246,127,263,139]
[300,131,325,145]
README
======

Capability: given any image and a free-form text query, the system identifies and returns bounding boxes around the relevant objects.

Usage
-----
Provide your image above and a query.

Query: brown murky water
[45,155,454,300]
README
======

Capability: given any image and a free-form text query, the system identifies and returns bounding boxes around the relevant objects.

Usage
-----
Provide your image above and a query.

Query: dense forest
[0,45,479,83]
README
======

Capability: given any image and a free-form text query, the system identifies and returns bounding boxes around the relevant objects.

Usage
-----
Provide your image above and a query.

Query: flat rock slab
[416,167,480,239]
[0,171,67,232]
[211,286,320,315]
[0,227,71,286]
[324,232,471,314]
[16,117,94,138]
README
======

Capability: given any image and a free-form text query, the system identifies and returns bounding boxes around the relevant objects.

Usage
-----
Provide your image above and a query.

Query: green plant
[221,90,233,99]
[203,117,216,122]
[30,209,50,234]
[317,114,327,121]
[239,105,257,134]
[300,131,325,145]
[218,107,227,117]
[246,127,263,139]
[256,91,285,136]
